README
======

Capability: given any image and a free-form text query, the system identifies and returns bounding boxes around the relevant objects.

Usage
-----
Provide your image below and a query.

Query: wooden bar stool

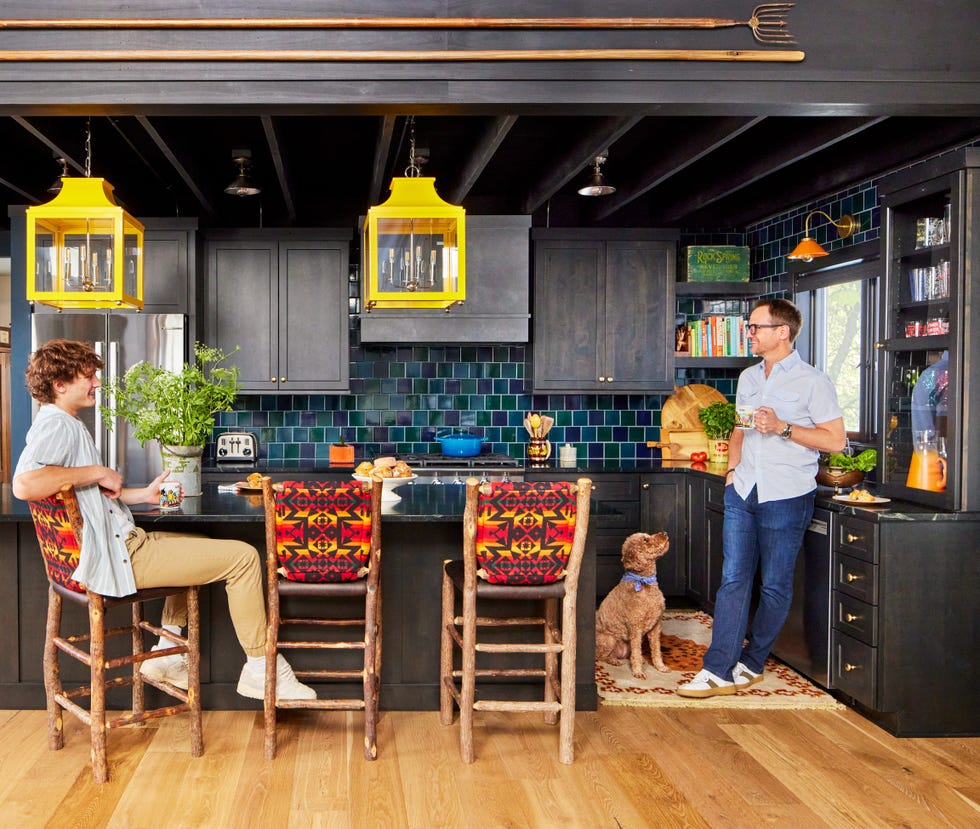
[28,484,203,784]
[439,477,591,764]
[261,477,383,760]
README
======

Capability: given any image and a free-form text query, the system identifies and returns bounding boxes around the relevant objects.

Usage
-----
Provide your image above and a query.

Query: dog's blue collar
[621,572,658,592]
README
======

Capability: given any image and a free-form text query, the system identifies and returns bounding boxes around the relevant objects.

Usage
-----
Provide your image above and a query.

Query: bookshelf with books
[674,281,767,368]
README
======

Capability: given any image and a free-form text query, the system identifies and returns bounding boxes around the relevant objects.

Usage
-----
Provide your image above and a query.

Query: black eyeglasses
[746,322,786,335]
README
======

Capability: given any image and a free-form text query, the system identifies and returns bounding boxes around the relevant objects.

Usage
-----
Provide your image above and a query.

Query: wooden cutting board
[660,383,727,430]
[647,428,708,460]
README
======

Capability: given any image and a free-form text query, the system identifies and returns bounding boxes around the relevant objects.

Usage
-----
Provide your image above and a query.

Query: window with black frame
[790,240,880,443]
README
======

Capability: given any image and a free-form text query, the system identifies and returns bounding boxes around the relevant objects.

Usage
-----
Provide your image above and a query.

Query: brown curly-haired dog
[595,532,670,679]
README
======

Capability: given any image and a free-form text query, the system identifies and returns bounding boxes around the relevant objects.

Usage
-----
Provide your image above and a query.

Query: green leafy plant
[101,343,240,447]
[824,449,877,472]
[698,401,737,440]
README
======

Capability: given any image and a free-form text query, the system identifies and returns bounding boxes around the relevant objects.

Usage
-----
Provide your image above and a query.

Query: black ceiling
[3,112,980,232]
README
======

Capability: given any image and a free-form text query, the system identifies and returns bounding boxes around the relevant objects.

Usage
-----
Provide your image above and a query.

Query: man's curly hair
[26,339,103,404]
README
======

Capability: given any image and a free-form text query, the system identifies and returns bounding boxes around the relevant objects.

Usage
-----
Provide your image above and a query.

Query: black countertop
[2,463,969,523]
[0,478,615,525]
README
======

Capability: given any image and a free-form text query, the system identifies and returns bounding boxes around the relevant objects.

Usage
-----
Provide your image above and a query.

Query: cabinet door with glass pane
[877,150,980,511]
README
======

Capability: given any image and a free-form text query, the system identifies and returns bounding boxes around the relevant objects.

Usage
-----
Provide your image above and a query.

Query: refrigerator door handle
[106,341,120,472]
[94,340,107,461]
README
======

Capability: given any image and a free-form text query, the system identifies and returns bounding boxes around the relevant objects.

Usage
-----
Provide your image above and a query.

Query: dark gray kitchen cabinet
[206,231,351,392]
[359,215,530,343]
[640,474,687,596]
[142,218,197,316]
[686,476,725,612]
[830,508,979,736]
[530,229,678,392]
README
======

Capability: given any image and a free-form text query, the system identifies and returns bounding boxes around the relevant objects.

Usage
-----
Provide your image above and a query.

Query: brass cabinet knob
[846,572,861,583]
[642,483,650,489]
[607,376,614,382]
[846,532,861,543]
[843,662,861,672]
[845,612,861,622]
[598,376,606,382]
[280,377,286,382]
[271,377,277,382]
[874,341,885,349]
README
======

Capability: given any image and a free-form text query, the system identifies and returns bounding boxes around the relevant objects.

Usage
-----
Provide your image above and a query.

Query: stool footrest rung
[276,698,366,711]
[474,699,562,713]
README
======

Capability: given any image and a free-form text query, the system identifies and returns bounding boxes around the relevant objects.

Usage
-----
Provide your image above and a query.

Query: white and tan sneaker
[237,654,316,701]
[677,668,736,698]
[140,651,189,690]
[733,661,764,690]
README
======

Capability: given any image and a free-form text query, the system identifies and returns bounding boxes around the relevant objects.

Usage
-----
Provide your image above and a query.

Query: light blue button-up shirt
[15,405,138,597]
[733,350,843,504]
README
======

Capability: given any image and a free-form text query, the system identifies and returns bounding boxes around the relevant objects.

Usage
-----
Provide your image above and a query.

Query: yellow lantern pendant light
[363,117,465,311]
[26,118,144,310]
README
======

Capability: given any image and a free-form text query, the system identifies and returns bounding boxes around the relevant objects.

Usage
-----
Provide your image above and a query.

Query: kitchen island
[0,482,597,711]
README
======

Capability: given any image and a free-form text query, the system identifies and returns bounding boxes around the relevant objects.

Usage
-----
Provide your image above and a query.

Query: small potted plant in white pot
[698,401,736,465]
[101,343,240,496]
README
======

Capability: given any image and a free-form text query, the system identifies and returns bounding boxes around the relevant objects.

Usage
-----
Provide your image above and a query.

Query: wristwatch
[779,423,793,440]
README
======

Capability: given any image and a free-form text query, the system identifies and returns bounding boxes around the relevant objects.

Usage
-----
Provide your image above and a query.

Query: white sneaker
[236,654,317,701]
[140,650,189,690]
[676,668,736,698]
[733,661,764,690]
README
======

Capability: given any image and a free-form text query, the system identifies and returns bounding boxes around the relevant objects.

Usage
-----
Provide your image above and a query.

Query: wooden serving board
[647,428,708,460]
[660,383,727,430]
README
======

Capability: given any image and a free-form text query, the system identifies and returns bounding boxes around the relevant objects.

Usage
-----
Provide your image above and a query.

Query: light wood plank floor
[0,705,976,828]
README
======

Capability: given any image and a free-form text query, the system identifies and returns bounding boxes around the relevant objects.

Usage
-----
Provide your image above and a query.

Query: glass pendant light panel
[363,178,465,310]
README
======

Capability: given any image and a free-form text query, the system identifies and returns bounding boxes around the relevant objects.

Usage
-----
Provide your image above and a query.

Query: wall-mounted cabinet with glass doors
[876,148,980,511]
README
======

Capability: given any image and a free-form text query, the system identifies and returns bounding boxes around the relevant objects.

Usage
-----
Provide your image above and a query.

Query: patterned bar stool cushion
[28,495,86,593]
[474,481,578,585]
[274,481,373,582]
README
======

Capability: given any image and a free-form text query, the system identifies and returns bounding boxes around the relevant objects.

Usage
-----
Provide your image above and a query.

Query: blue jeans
[702,484,815,680]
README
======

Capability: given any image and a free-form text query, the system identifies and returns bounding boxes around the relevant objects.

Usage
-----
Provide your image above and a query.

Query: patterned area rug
[597,609,844,709]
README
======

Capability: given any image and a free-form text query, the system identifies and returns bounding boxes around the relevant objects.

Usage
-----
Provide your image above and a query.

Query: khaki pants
[127,528,267,657]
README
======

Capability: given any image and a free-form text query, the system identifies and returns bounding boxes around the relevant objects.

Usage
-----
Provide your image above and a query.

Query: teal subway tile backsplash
[214,176,891,463]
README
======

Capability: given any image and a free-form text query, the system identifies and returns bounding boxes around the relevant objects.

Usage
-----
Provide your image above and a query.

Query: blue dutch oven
[434,430,486,457]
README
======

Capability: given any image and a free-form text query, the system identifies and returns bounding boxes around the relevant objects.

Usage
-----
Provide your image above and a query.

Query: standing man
[678,299,845,697]
[13,338,314,702]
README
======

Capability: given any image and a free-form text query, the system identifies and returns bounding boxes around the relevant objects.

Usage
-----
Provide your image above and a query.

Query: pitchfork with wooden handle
[1,5,797,45]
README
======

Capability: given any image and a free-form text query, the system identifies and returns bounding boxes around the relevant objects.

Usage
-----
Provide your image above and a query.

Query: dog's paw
[631,668,648,680]
[653,662,670,673]
[605,658,622,667]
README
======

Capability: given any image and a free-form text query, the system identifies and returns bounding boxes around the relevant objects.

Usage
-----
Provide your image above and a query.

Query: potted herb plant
[101,343,240,496]
[698,401,737,464]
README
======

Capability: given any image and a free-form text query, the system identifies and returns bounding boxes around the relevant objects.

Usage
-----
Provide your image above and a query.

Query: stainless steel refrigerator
[31,313,187,484]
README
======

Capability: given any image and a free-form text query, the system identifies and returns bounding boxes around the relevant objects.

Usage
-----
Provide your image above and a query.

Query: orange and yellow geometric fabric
[474,481,578,585]
[28,494,86,593]
[274,481,373,582]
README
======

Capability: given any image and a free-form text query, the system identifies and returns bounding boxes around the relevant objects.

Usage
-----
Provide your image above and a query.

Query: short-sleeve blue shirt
[15,405,138,597]
[732,350,843,504]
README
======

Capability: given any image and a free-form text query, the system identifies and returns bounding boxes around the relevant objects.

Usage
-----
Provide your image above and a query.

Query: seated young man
[13,338,313,701]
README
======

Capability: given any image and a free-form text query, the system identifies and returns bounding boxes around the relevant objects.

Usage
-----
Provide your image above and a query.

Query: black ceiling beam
[521,115,643,214]
[135,116,214,217]
[662,117,887,224]
[368,115,397,206]
[261,115,295,223]
[447,115,517,204]
[712,118,980,228]
[10,115,85,175]
[593,117,765,221]
[0,174,39,203]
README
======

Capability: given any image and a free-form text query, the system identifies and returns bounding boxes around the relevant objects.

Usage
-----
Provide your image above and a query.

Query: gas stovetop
[393,452,522,469]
